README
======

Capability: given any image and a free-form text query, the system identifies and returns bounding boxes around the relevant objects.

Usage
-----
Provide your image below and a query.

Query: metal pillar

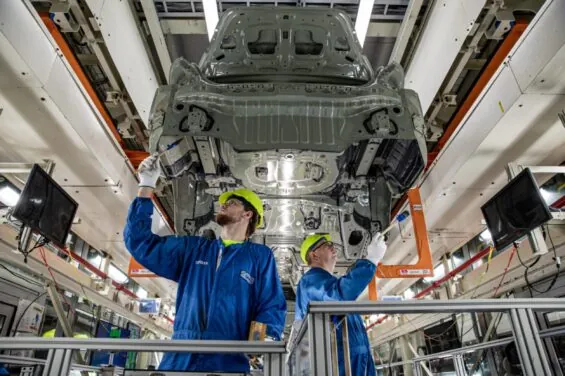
[43,349,72,376]
[535,310,564,376]
[46,283,74,338]
[453,354,466,376]
[264,353,285,376]
[399,334,414,376]
[45,283,85,365]
[407,342,433,376]
[308,312,333,376]
[412,362,422,376]
[508,308,552,375]
[330,323,339,375]
[341,319,352,376]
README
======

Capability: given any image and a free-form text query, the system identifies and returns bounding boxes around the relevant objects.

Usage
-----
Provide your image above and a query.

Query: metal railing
[288,298,565,376]
[374,324,565,370]
[0,338,286,376]
[0,354,102,373]
[4,299,565,375]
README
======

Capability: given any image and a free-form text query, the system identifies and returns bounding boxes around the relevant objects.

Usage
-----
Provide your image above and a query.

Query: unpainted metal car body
[147,6,426,288]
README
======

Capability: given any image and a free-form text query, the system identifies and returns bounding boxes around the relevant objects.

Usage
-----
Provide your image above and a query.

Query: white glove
[138,154,161,188]
[366,232,387,265]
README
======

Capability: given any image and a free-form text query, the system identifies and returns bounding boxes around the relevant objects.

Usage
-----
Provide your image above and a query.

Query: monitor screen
[481,168,552,250]
[12,164,78,246]
[138,299,161,314]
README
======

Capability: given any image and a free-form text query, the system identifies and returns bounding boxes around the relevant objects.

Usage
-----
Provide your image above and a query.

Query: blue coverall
[124,197,287,372]
[295,260,377,376]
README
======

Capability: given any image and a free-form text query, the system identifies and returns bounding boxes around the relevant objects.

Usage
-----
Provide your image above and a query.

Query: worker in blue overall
[295,233,387,376]
[124,154,287,372]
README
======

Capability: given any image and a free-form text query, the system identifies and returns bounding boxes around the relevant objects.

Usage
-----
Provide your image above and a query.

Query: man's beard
[216,213,236,226]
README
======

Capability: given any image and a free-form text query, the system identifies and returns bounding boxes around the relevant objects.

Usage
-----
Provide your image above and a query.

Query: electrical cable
[404,246,501,346]
[11,291,48,337]
[492,247,516,298]
[514,227,561,296]
[38,247,74,310]
[459,246,494,345]
[0,262,44,287]
[467,303,507,374]
[6,207,22,226]
[410,248,495,345]
[17,229,49,264]
[60,248,116,334]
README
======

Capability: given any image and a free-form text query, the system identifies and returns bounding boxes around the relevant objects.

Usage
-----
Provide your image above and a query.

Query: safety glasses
[309,239,334,254]
[223,198,245,208]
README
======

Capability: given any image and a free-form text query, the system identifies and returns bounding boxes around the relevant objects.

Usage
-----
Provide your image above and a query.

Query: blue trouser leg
[339,351,376,376]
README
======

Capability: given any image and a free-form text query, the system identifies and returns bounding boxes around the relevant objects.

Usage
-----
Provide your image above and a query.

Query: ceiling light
[108,264,129,284]
[202,0,219,41]
[424,264,445,282]
[479,229,492,243]
[354,0,375,47]
[403,288,415,300]
[137,286,148,299]
[89,254,103,269]
[0,186,20,207]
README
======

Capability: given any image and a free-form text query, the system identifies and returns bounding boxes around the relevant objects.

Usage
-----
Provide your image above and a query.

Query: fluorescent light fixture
[76,308,95,318]
[424,264,445,282]
[479,229,492,243]
[354,0,375,47]
[89,254,103,269]
[0,186,20,207]
[403,288,415,300]
[202,0,219,41]
[108,264,129,284]
[137,286,148,299]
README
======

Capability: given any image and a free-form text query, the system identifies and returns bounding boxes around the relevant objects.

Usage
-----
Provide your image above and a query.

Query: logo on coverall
[240,270,254,285]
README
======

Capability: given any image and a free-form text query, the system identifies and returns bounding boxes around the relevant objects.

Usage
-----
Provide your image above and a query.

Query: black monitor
[12,164,78,247]
[481,168,552,250]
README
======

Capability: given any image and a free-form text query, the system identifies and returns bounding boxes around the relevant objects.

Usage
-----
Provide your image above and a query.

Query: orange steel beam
[41,15,125,149]
[368,188,432,300]
[391,21,529,220]
[124,150,150,169]
[373,22,529,299]
[368,278,378,301]
[427,21,528,165]
[41,16,174,238]
[369,188,432,299]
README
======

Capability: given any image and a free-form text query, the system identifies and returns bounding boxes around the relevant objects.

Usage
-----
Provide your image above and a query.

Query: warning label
[399,269,432,276]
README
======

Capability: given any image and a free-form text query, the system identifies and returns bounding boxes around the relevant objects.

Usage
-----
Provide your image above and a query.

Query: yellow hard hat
[42,329,56,338]
[300,234,331,264]
[42,329,90,339]
[219,189,264,228]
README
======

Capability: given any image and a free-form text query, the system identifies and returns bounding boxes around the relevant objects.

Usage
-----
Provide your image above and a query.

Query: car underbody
[148,6,426,288]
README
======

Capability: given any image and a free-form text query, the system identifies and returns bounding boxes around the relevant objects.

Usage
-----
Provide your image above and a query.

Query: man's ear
[242,210,253,221]
[309,250,318,263]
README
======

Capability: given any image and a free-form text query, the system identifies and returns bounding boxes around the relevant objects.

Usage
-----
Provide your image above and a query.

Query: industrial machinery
[148,7,426,284]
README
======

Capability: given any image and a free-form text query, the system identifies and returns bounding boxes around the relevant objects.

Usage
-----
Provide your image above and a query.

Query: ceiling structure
[147,0,419,68]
